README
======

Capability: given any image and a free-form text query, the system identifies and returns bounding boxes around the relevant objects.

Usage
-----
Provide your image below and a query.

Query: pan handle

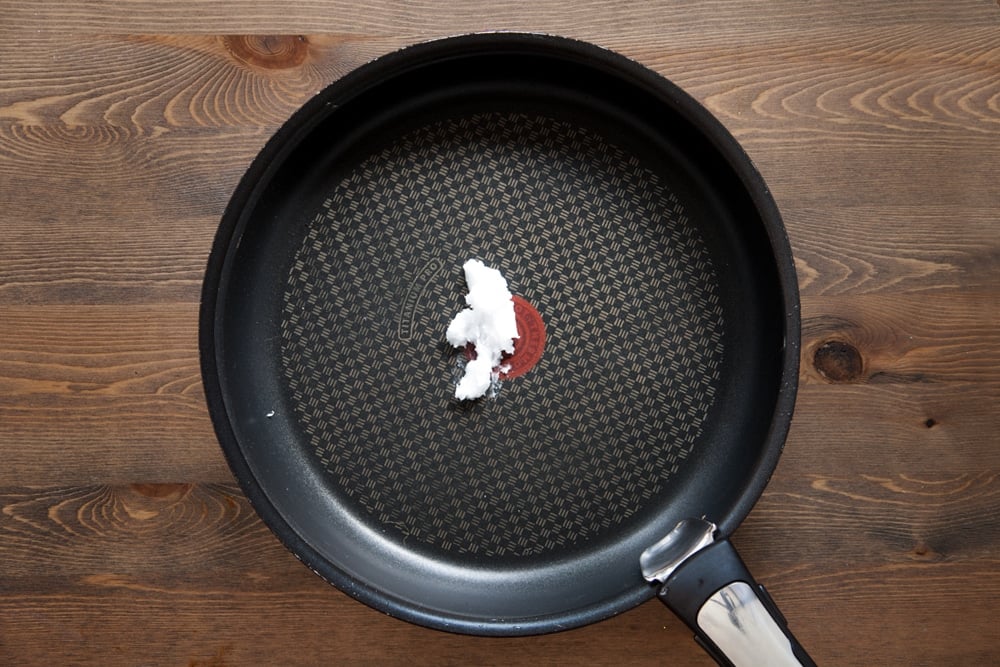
[642,520,816,666]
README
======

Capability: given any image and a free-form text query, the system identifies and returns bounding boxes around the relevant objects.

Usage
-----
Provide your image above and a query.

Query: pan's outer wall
[199,33,800,636]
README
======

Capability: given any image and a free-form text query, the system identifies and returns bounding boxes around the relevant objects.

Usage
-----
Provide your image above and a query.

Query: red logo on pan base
[465,295,546,380]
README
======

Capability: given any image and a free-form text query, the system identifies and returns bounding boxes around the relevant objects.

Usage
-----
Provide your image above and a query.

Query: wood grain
[3,27,998,133]
[0,125,262,223]
[4,122,996,210]
[1,291,995,485]
[0,304,224,485]
[747,469,1000,566]
[1,474,997,666]
[3,29,997,145]
[801,294,1000,386]
[4,379,996,487]
[3,205,996,305]
[0,305,202,397]
[788,206,999,296]
[2,0,999,664]
[1,0,996,35]
[0,220,211,305]
[0,35,389,128]
[3,475,998,589]
[2,27,997,308]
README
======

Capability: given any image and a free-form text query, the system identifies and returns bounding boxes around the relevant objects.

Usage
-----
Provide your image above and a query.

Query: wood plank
[2,380,995,486]
[784,382,999,475]
[0,590,715,667]
[2,297,992,393]
[0,484,266,585]
[800,294,1000,386]
[3,122,995,216]
[745,468,1000,567]
[1,28,997,314]
[1,474,998,665]
[0,217,212,305]
[0,304,202,395]
[757,140,999,209]
[1,289,996,485]
[0,125,262,223]
[0,394,226,485]
[4,475,996,586]
[630,26,1000,144]
[0,304,227,484]
[2,28,997,134]
[0,35,395,127]
[2,205,996,305]
[788,206,1000,297]
[1,0,996,35]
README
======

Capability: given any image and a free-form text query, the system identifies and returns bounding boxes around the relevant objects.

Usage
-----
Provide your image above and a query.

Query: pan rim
[199,31,800,636]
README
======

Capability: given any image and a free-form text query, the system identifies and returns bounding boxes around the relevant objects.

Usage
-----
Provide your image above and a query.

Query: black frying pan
[200,33,815,666]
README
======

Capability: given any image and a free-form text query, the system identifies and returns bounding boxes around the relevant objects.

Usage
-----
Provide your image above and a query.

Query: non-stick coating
[200,34,799,635]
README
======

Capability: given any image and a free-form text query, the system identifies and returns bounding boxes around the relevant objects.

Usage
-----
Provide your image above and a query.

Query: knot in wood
[224,35,309,70]
[813,340,864,383]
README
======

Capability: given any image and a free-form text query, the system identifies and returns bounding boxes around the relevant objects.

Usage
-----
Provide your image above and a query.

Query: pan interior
[280,110,724,558]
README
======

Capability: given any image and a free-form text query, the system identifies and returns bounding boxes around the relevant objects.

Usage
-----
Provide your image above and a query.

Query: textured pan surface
[281,111,724,557]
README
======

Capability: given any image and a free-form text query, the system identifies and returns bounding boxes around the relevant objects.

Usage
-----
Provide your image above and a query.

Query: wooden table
[2,1,998,664]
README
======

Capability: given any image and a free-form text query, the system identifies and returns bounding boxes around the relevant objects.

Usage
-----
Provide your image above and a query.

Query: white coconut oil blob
[446,259,519,400]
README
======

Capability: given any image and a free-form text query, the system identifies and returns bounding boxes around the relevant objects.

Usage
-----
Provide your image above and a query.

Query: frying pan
[200,33,815,666]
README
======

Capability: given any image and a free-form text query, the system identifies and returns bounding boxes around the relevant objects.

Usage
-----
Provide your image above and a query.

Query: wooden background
[2,1,998,664]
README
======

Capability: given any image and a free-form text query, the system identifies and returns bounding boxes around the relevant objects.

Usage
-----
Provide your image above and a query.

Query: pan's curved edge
[682,99,802,537]
[198,31,800,636]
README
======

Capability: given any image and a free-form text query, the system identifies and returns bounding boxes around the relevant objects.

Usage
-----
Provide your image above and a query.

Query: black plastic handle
[657,539,816,667]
